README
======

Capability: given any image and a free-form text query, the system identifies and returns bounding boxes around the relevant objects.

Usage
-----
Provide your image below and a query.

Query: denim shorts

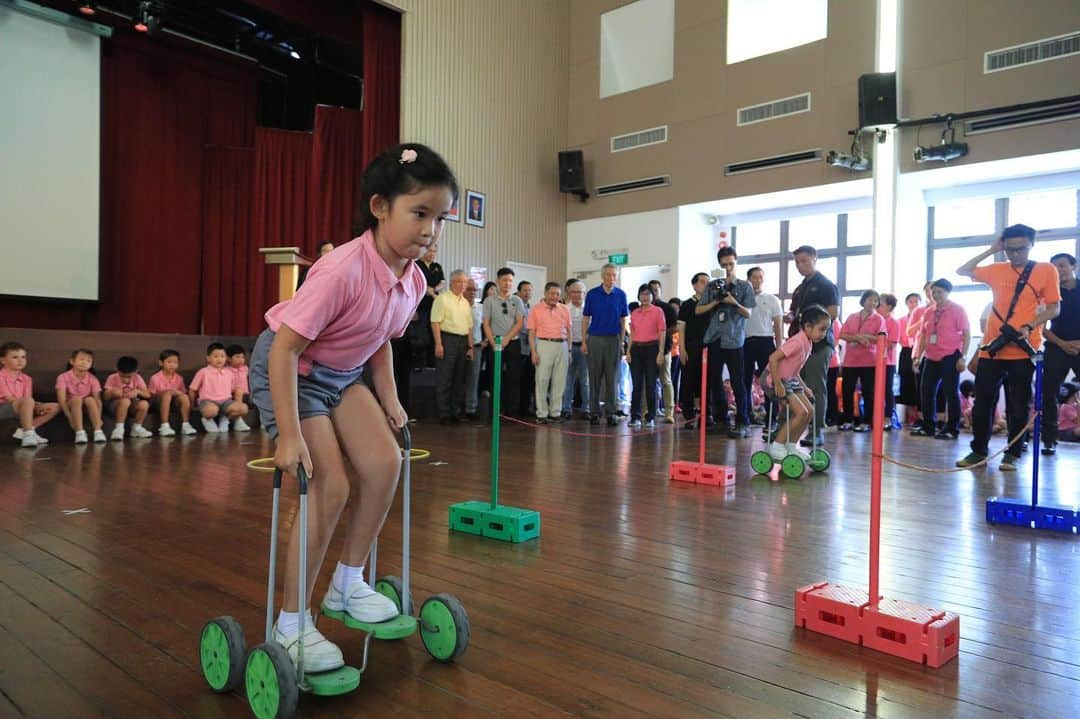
[249,329,366,439]
[764,377,804,401]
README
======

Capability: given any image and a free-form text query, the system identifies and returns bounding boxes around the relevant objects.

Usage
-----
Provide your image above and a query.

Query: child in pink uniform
[248,143,458,672]
[0,342,60,448]
[149,349,197,436]
[56,348,106,443]
[762,305,831,460]
[225,344,250,397]
[103,356,152,441]
[189,343,250,433]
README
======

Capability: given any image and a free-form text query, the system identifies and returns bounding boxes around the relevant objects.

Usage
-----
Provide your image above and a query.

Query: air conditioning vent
[737,93,811,126]
[725,149,822,176]
[984,31,1080,73]
[610,125,668,153]
[966,101,1080,135]
[595,175,671,197]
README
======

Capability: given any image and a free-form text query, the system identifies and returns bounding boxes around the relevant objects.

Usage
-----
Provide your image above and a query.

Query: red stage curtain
[309,106,364,253]
[250,128,314,334]
[362,2,402,161]
[201,147,255,335]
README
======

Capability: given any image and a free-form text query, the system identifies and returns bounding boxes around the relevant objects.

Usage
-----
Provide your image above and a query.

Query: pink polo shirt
[104,372,148,399]
[56,370,101,399]
[227,365,249,394]
[907,304,928,348]
[190,366,240,402]
[922,300,969,362]
[629,305,667,344]
[265,231,425,376]
[0,370,31,403]
[148,371,187,395]
[770,330,813,386]
[526,301,572,340]
[840,310,886,368]
[882,314,900,367]
[898,315,913,349]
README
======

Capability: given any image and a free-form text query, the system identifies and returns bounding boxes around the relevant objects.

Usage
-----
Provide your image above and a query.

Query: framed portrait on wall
[465,189,485,228]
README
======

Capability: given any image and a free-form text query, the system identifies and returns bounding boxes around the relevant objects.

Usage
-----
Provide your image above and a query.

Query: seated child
[103,356,153,441]
[762,305,832,461]
[0,341,60,448]
[149,349,197,436]
[959,379,1006,434]
[189,342,250,433]
[56,349,106,443]
[1056,382,1080,442]
[226,344,250,400]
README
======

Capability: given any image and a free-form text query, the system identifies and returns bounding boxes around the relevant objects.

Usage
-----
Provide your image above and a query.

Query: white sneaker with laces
[786,443,811,461]
[233,417,251,432]
[201,418,219,433]
[321,580,399,624]
[768,441,788,461]
[158,423,176,437]
[75,430,89,444]
[217,416,230,433]
[32,431,48,445]
[93,429,107,443]
[271,622,345,674]
[20,432,39,448]
[13,428,25,441]
[181,421,198,435]
[110,426,125,441]
[130,424,153,438]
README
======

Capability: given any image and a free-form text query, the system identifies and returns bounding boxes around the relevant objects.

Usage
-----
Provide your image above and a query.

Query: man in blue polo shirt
[582,263,628,426]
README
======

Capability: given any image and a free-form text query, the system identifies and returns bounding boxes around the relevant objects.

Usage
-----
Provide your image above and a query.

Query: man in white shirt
[561,280,590,419]
[743,266,783,423]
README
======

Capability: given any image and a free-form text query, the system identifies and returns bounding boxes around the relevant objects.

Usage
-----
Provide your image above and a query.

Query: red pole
[699,348,709,465]
[869,333,887,608]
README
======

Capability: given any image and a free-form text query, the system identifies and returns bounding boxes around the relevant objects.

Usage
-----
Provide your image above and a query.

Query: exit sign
[608,253,628,265]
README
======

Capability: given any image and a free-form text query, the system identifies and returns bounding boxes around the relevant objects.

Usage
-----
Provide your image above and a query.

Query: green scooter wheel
[781,454,806,479]
[750,450,775,475]
[809,448,831,472]
[419,594,470,663]
[375,575,414,615]
[199,616,246,693]
[245,642,298,719]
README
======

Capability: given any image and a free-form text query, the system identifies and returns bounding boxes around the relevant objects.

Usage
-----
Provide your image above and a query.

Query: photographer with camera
[695,247,756,438]
[955,224,1060,471]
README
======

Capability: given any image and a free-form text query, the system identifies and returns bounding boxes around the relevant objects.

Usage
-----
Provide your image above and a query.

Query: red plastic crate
[696,463,736,486]
[668,460,699,483]
[861,598,960,668]
[795,582,867,645]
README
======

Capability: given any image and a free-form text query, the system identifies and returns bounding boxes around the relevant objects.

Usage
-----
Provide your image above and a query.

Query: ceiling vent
[725,149,822,176]
[966,101,1080,135]
[984,31,1080,73]
[595,175,671,197]
[610,125,668,153]
[737,93,811,126]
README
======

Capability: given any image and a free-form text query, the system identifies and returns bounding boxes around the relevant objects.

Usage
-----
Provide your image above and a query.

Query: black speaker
[558,150,586,193]
[858,72,897,128]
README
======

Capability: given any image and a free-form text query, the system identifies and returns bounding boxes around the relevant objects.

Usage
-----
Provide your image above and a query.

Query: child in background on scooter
[762,305,832,461]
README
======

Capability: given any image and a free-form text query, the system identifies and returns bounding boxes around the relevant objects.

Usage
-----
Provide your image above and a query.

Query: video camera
[708,277,732,301]
[980,323,1036,358]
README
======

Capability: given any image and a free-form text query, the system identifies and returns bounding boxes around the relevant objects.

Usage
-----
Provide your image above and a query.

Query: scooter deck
[304,665,362,696]
[320,608,418,639]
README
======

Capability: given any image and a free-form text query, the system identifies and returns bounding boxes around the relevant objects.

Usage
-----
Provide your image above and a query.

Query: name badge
[717,311,726,323]
[929,334,938,345]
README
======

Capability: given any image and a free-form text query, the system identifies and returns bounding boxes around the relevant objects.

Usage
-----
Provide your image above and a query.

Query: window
[1030,238,1077,264]
[841,295,863,320]
[789,214,838,250]
[600,0,675,98]
[747,261,781,295]
[1008,189,1077,231]
[930,247,982,288]
[932,197,996,238]
[787,257,838,291]
[950,290,994,337]
[845,209,873,247]
[735,220,781,255]
[726,0,828,65]
[845,255,873,291]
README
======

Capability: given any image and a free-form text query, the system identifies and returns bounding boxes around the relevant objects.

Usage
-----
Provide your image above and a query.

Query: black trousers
[435,333,469,419]
[679,346,703,421]
[485,341,521,417]
[630,342,660,421]
[971,357,1033,458]
[743,336,775,419]
[707,341,748,426]
[897,346,919,405]
[920,352,961,434]
[826,366,841,425]
[519,352,535,417]
[884,365,896,422]
[841,366,876,426]
[1041,344,1080,444]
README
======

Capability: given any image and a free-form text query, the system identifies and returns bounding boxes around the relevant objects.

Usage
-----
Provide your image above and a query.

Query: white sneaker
[110,426,125,442]
[271,622,345,674]
[158,423,176,437]
[20,432,39,448]
[13,428,25,441]
[130,424,153,438]
[32,431,48,445]
[201,418,219,433]
[786,443,811,460]
[769,441,788,461]
[645,419,656,429]
[93,429,107,443]
[181,421,198,435]
[321,580,399,624]
[75,430,88,444]
[630,419,642,429]
[233,417,251,432]
[217,416,230,433]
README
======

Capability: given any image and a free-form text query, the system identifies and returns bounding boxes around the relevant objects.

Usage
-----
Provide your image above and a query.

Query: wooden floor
[2,419,1079,719]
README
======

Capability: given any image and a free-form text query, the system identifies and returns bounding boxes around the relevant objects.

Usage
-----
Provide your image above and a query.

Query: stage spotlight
[134,1,160,34]
[78,3,96,15]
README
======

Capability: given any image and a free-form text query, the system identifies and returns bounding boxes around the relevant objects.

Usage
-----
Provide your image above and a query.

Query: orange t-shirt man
[973,262,1061,360]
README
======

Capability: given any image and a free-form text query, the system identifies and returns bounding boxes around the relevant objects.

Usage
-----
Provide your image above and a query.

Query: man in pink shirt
[0,342,60,447]
[912,279,970,439]
[528,282,573,423]
[189,342,250,433]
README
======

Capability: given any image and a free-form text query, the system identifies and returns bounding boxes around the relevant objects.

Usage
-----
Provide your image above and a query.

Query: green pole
[490,336,501,509]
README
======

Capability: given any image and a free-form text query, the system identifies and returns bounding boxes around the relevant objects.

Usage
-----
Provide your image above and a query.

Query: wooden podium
[259,247,312,302]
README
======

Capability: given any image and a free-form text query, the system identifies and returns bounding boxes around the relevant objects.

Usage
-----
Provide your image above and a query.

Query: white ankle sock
[276,609,316,635]
[332,562,367,592]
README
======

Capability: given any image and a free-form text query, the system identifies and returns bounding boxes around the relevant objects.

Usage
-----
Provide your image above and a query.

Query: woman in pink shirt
[839,290,887,432]
[56,348,106,443]
[912,279,970,439]
[896,292,923,421]
[248,144,458,672]
[762,305,831,460]
[627,284,667,428]
[879,294,902,430]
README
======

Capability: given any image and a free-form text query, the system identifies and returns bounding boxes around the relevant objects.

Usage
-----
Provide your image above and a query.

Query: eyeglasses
[1004,245,1030,254]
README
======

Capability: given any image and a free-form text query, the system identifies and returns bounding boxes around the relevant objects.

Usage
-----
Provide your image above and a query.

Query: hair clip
[399,148,418,164]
